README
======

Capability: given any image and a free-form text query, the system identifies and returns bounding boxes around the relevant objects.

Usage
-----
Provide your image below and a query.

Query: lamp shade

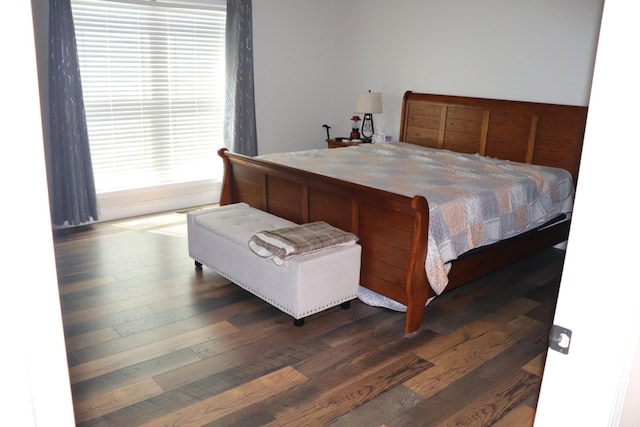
[355,92,383,114]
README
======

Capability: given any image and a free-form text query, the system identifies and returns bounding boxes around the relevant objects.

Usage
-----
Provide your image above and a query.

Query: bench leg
[293,318,305,327]
[340,301,351,310]
[194,260,203,271]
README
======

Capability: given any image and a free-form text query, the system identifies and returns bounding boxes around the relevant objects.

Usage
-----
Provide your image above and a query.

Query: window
[71,0,226,220]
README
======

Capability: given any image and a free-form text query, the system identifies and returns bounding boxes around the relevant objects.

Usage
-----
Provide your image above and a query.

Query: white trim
[95,180,221,222]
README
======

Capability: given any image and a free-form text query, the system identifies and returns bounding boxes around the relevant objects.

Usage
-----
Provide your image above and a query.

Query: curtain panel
[225,0,258,156]
[48,0,98,225]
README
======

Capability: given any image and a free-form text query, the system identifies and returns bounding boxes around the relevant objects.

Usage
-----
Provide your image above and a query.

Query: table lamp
[355,90,382,143]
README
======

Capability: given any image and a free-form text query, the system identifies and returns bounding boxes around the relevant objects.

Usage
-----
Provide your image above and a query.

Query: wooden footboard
[218,148,432,333]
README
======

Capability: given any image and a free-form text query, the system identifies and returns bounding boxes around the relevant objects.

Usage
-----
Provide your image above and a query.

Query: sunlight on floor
[112,205,218,238]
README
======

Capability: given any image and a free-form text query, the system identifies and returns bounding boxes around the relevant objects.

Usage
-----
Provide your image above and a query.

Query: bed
[218,91,588,333]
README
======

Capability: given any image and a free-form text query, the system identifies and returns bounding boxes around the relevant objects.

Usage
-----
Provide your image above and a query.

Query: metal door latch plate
[549,324,572,354]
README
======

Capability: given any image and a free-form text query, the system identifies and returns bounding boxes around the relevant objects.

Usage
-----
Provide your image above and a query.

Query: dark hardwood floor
[54,207,564,426]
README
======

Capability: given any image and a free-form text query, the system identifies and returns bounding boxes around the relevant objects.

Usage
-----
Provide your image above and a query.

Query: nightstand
[327,139,361,149]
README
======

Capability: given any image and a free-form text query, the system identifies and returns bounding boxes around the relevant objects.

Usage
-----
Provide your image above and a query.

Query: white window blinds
[71,0,226,194]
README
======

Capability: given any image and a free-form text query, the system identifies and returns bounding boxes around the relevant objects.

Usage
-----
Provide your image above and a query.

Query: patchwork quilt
[258,142,574,294]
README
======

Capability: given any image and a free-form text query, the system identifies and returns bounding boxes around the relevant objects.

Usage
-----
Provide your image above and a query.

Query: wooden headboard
[399,91,588,184]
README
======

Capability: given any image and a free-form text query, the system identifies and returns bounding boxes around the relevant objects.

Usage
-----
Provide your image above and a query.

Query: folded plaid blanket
[248,221,358,265]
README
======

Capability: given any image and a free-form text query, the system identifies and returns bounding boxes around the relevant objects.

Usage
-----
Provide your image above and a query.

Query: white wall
[253,0,339,154]
[1,2,76,425]
[253,0,604,153]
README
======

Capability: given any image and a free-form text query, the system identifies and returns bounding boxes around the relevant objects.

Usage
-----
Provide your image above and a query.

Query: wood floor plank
[74,378,164,424]
[62,296,143,327]
[138,366,308,427]
[437,369,540,426]
[64,305,156,338]
[327,384,424,427]
[63,282,234,339]
[155,312,414,425]
[58,275,119,296]
[405,315,543,397]
[317,308,406,349]
[65,327,121,353]
[266,354,431,426]
[437,267,531,312]
[58,257,145,283]
[148,276,238,313]
[61,275,188,314]
[72,348,201,400]
[523,352,547,377]
[524,278,561,322]
[436,249,561,311]
[63,276,233,328]
[425,274,545,335]
[72,306,242,363]
[392,339,545,426]
[202,408,277,427]
[492,404,537,427]
[111,288,251,337]
[93,379,222,425]
[153,309,386,393]
[293,310,410,380]
[134,341,324,424]
[69,321,238,383]
[413,297,541,362]
[153,321,330,391]
[112,258,192,282]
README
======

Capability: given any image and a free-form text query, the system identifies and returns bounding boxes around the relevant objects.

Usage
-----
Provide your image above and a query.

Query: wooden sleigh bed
[218,91,588,333]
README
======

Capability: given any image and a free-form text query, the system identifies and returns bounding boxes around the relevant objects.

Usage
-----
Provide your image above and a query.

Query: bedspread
[258,142,574,294]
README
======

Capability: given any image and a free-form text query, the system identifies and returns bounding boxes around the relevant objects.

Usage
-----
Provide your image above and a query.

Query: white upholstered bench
[187,203,362,326]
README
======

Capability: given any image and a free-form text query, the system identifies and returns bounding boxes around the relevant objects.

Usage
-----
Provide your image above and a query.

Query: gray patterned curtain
[48,0,98,226]
[225,0,258,156]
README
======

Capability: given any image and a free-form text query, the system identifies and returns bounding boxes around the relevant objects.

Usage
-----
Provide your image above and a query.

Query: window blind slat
[72,0,225,193]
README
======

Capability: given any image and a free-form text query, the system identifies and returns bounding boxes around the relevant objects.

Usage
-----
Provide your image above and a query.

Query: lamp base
[360,113,375,143]
[361,137,373,143]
